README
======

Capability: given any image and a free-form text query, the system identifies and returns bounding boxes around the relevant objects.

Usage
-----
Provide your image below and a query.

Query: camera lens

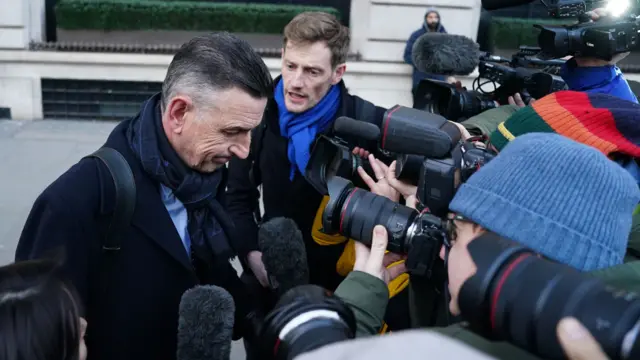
[322,177,418,254]
[260,285,356,360]
[459,233,640,360]
[458,91,498,119]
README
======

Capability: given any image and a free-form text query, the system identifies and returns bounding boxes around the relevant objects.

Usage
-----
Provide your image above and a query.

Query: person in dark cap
[404,8,449,107]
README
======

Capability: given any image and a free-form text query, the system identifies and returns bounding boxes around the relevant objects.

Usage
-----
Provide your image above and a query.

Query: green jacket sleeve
[461,105,520,137]
[333,271,389,337]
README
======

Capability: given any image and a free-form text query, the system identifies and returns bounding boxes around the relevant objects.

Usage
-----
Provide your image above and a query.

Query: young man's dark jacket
[15,97,252,360]
[226,77,386,291]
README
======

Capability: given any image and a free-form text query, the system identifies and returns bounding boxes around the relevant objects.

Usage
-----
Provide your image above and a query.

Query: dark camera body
[398,140,496,218]
[414,79,498,121]
[461,233,640,360]
[479,61,567,104]
[537,15,640,60]
[534,0,640,61]
[306,134,374,195]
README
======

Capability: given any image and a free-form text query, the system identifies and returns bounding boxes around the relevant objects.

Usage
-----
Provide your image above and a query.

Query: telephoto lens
[322,176,447,278]
[458,233,640,360]
[259,285,356,360]
[322,176,420,254]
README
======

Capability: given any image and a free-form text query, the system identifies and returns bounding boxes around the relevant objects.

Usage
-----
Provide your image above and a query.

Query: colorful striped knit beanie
[489,91,640,158]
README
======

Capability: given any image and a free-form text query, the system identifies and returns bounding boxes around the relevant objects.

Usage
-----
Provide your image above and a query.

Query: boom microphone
[411,33,480,75]
[333,116,381,142]
[258,217,309,297]
[177,285,235,360]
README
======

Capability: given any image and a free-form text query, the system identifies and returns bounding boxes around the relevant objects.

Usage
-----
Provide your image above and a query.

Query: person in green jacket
[335,132,640,359]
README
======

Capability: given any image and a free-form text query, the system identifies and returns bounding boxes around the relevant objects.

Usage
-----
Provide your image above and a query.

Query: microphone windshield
[334,116,381,142]
[259,217,309,296]
[411,33,480,76]
[177,285,235,360]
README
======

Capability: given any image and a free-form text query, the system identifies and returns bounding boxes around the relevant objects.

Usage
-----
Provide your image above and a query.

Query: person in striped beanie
[488,90,640,184]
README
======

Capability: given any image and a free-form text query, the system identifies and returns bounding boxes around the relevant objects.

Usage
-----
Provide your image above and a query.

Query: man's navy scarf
[126,94,235,270]
[275,79,341,180]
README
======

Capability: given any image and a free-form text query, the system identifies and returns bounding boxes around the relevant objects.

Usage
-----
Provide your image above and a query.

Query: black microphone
[482,0,535,11]
[177,285,235,360]
[411,33,481,75]
[333,116,381,142]
[258,217,309,297]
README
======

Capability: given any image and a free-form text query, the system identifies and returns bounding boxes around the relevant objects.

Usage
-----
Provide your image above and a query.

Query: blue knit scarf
[275,79,341,180]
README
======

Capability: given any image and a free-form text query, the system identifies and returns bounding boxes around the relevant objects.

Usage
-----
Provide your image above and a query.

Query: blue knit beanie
[449,133,640,271]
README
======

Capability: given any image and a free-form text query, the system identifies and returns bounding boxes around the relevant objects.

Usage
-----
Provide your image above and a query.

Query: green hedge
[55,0,341,33]
[490,17,576,49]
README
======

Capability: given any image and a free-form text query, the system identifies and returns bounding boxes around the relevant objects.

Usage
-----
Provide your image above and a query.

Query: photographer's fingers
[357,166,377,190]
[508,93,527,108]
[382,252,403,267]
[353,240,370,271]
[557,318,609,360]
[588,8,608,21]
[366,225,389,276]
[387,261,408,282]
[368,154,386,181]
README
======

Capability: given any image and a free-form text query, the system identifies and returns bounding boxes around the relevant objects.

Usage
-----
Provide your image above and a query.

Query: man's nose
[439,245,446,261]
[230,133,251,159]
[290,70,304,88]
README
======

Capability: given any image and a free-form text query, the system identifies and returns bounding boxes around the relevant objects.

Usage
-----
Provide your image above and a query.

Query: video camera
[488,0,640,60]
[415,47,567,120]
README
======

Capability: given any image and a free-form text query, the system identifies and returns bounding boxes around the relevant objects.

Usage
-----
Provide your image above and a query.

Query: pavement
[0,119,246,359]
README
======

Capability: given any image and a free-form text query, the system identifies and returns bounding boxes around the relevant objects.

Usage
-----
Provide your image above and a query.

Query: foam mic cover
[411,33,480,76]
[258,217,309,296]
[334,116,381,142]
[481,0,535,11]
[177,285,235,360]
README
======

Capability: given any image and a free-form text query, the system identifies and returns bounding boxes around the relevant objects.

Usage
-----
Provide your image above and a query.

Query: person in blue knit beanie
[441,132,640,316]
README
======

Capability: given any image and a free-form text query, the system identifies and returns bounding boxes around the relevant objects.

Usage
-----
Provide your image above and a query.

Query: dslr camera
[308,106,495,279]
[305,106,466,194]
[459,232,640,360]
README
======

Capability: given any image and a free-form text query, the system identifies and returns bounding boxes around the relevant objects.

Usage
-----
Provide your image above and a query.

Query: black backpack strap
[249,122,267,223]
[86,147,136,252]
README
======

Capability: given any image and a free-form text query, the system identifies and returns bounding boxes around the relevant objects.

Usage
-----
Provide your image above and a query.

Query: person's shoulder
[409,28,425,38]
[38,156,105,210]
[435,324,541,359]
[342,92,386,127]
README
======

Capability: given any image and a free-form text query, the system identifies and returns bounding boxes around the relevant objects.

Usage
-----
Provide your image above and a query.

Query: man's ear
[471,224,485,236]
[331,63,347,85]
[164,95,192,134]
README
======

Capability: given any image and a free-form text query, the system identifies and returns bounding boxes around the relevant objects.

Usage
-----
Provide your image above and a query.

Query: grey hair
[161,32,274,112]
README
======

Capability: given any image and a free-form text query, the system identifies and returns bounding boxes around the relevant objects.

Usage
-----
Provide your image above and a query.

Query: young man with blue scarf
[227,12,388,294]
